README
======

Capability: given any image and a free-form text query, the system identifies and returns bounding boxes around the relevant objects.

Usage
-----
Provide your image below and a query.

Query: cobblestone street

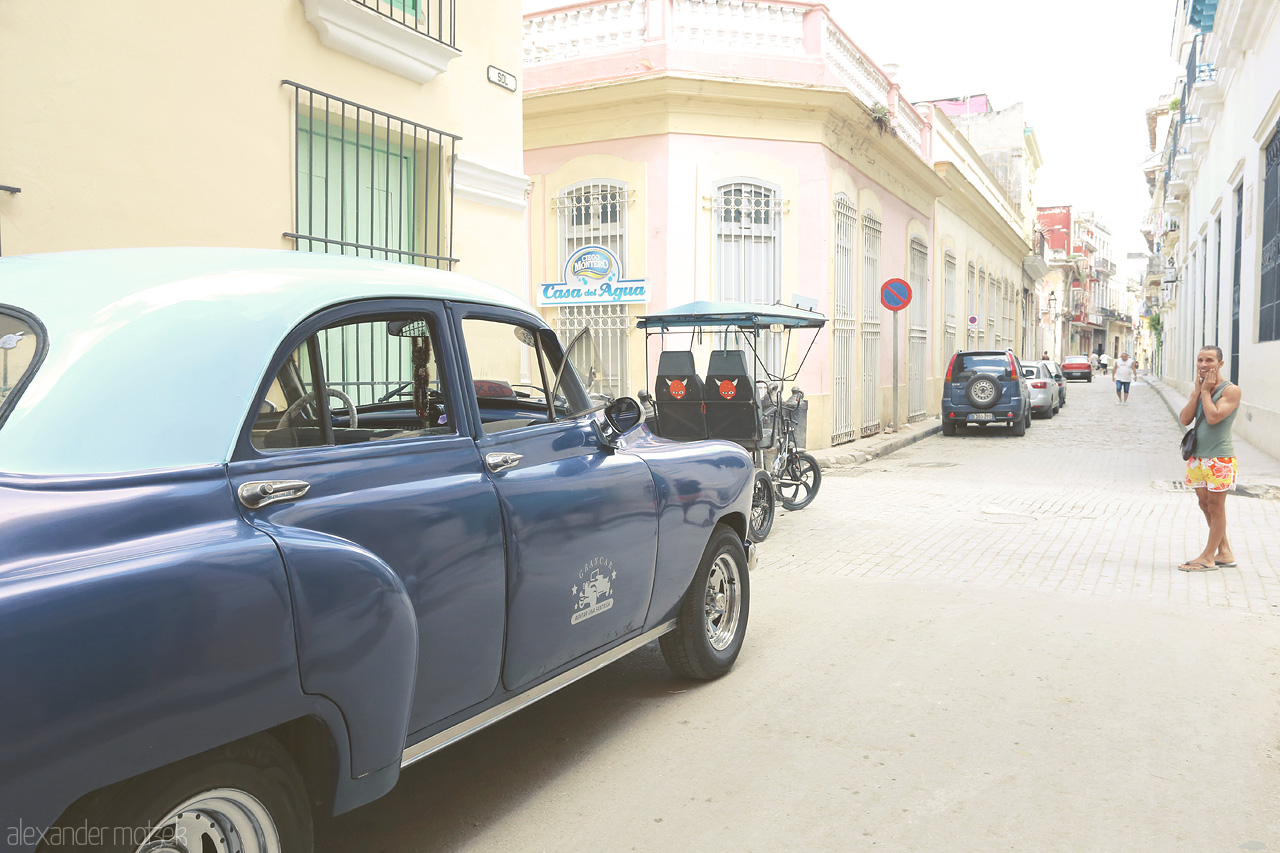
[769,373,1280,614]
[322,372,1280,852]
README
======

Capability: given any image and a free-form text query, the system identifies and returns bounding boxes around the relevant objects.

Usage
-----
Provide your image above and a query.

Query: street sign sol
[880,278,912,312]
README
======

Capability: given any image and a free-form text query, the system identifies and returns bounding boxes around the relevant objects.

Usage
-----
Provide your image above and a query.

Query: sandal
[1178,560,1218,572]
[1215,560,1238,568]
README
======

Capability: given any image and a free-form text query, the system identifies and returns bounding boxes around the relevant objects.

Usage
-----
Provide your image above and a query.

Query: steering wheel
[282,387,358,429]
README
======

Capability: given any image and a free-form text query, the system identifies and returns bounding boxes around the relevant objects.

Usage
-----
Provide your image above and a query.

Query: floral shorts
[1185,456,1238,492]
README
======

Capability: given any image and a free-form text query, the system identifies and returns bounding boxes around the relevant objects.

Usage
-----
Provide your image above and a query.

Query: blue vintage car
[0,248,755,853]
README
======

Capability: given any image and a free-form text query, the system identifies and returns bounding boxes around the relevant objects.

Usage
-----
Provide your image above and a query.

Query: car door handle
[238,479,311,509]
[486,452,523,473]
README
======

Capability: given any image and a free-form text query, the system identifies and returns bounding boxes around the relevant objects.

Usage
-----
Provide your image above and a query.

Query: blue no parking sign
[880,278,912,312]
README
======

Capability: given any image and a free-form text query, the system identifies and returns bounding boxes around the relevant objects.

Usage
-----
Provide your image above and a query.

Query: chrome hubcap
[134,789,279,853]
[704,553,741,651]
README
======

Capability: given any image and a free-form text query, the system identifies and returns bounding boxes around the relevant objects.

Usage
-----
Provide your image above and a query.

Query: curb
[1141,374,1187,424]
[808,421,942,470]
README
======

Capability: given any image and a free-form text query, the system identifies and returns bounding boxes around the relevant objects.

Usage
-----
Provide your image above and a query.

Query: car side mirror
[594,396,644,449]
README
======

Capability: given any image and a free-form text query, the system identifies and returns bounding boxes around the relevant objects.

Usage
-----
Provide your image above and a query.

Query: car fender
[622,431,754,628]
[0,472,312,844]
[251,523,419,779]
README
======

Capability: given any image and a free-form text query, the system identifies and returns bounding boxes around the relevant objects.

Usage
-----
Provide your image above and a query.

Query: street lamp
[1047,292,1057,314]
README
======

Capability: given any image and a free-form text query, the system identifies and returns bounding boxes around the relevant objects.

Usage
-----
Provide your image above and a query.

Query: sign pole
[891,309,899,432]
[879,278,912,433]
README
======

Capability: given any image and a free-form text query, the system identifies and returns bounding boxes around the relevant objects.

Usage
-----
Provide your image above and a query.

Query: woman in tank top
[1177,345,1242,571]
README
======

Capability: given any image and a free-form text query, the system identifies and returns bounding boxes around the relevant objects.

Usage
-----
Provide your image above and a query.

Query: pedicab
[636,300,827,541]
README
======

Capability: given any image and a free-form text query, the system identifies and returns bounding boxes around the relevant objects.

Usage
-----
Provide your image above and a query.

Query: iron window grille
[943,251,957,358]
[860,210,882,436]
[285,80,460,269]
[554,181,632,276]
[713,181,785,378]
[1261,119,1280,342]
[555,304,632,401]
[832,193,858,445]
[347,0,456,48]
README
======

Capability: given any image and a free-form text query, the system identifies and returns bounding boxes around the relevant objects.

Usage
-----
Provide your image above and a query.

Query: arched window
[832,194,858,444]
[944,251,957,357]
[714,179,783,376]
[553,179,632,399]
[556,180,630,276]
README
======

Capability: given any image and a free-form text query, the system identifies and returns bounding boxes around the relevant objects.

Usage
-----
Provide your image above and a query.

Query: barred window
[1261,120,1280,342]
[286,81,459,269]
[966,262,977,348]
[714,180,784,376]
[555,304,631,401]
[908,238,928,329]
[555,181,630,276]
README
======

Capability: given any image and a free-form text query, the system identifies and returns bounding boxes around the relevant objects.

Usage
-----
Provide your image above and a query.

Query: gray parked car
[1035,360,1067,408]
[1022,362,1059,418]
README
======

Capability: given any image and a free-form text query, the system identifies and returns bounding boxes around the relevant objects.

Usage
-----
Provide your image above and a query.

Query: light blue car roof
[0,248,536,476]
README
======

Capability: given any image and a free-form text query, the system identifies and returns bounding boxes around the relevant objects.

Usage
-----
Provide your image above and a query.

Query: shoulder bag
[1180,416,1197,460]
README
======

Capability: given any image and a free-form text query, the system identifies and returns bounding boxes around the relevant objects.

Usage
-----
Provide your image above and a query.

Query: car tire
[1011,411,1027,436]
[1046,403,1055,419]
[779,452,822,511]
[748,470,774,542]
[660,525,750,680]
[941,420,957,436]
[38,735,313,853]
[964,373,1002,409]
[1087,376,1093,383]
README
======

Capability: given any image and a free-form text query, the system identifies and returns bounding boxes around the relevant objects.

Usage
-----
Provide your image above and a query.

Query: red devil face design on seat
[718,378,737,399]
[665,377,688,400]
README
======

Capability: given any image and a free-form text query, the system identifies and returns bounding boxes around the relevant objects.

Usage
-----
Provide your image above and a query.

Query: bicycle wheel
[748,470,775,541]
[779,451,822,510]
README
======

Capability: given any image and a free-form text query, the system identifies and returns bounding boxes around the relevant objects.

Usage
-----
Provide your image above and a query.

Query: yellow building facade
[0,0,527,291]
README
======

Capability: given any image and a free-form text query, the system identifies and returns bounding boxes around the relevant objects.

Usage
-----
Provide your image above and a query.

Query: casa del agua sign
[537,245,648,308]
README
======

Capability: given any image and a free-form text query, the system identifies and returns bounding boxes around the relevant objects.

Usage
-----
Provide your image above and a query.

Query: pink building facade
[523,1,1029,447]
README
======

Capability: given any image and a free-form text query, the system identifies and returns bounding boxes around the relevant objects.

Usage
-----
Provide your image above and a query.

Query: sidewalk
[1141,372,1280,494]
[807,419,941,469]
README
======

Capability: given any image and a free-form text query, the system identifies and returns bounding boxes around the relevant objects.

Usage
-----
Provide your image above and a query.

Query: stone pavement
[768,372,1280,614]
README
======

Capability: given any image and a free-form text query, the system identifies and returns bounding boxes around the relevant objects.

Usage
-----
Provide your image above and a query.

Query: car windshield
[0,309,42,421]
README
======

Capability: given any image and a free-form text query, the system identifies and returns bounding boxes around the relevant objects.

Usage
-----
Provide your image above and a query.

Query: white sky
[824,0,1183,265]
[523,0,1183,265]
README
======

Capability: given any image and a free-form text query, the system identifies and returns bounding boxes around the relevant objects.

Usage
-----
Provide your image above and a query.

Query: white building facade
[1157,0,1280,457]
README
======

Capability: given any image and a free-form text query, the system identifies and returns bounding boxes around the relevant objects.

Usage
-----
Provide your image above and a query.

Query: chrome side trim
[400,620,677,769]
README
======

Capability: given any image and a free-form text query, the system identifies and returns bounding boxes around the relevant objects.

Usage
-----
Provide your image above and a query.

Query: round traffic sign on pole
[880,278,912,312]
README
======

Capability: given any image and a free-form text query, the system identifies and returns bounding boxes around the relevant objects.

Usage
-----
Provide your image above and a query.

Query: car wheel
[39,735,312,853]
[1046,403,1056,419]
[941,420,957,436]
[660,525,750,680]
[748,470,774,542]
[1011,411,1027,436]
[779,452,822,511]
[1087,376,1092,383]
[964,373,1002,409]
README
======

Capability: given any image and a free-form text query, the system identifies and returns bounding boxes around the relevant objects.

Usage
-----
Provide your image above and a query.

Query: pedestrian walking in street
[1089,352,1099,372]
[1099,352,1110,373]
[1042,350,1050,361]
[1112,352,1136,404]
[1178,345,1242,572]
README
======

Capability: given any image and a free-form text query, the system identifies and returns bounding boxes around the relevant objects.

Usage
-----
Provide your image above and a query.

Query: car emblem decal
[572,556,616,625]
[666,377,687,400]
[718,378,737,399]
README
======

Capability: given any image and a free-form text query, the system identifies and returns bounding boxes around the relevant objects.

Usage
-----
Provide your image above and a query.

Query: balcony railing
[523,1,928,158]
[349,0,456,47]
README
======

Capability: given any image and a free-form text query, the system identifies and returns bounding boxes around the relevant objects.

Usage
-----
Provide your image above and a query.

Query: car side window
[251,314,453,452]
[461,317,590,434]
